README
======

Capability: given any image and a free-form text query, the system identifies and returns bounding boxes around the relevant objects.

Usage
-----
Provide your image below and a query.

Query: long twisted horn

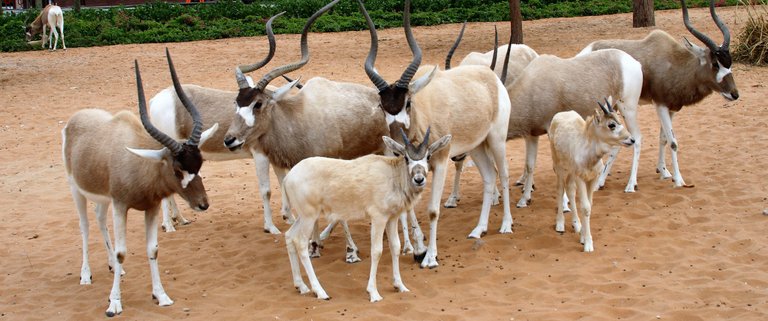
[396,0,422,88]
[358,0,389,92]
[499,30,513,85]
[489,26,499,71]
[445,21,467,70]
[708,0,730,50]
[166,48,203,146]
[254,0,340,92]
[238,12,285,74]
[681,0,718,51]
[134,60,183,155]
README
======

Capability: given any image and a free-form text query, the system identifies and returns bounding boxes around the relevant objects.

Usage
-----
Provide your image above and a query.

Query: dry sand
[1,5,767,320]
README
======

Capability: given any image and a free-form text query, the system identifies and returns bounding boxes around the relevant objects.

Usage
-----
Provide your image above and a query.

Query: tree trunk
[35,0,41,9]
[509,0,523,44]
[74,0,81,12]
[632,0,655,28]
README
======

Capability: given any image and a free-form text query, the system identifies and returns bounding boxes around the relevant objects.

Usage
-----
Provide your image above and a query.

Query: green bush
[0,0,741,52]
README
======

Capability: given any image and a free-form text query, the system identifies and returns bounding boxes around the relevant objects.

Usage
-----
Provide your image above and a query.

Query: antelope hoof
[516,198,531,208]
[162,223,176,233]
[153,292,174,306]
[468,226,487,239]
[499,222,513,234]
[443,196,459,208]
[369,291,383,303]
[264,225,282,234]
[105,299,122,317]
[345,247,361,263]
[413,251,427,264]
[296,283,310,294]
[420,253,439,269]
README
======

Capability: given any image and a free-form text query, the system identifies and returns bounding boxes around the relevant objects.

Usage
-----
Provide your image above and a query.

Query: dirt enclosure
[1,5,767,320]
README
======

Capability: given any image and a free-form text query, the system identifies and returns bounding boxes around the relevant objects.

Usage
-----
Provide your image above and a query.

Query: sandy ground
[1,5,767,320]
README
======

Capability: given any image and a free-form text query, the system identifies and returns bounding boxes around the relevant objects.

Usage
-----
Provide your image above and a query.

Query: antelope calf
[63,52,216,317]
[549,99,635,252]
[284,128,451,302]
[578,0,738,189]
[25,4,66,51]
[150,13,288,234]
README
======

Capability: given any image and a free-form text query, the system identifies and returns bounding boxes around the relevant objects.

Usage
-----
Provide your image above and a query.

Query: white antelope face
[383,128,451,188]
[224,79,298,151]
[223,0,337,151]
[594,98,634,148]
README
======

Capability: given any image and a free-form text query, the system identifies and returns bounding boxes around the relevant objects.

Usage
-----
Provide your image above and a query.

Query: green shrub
[0,0,742,52]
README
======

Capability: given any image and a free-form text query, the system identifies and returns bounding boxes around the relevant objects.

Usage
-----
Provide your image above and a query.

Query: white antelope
[549,99,635,252]
[359,0,512,268]
[284,128,451,302]
[578,0,739,189]
[25,4,66,51]
[150,13,292,234]
[63,52,216,317]
[442,24,540,208]
[222,0,395,262]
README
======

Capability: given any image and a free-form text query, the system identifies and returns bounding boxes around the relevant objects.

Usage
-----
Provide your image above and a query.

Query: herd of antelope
[60,0,738,316]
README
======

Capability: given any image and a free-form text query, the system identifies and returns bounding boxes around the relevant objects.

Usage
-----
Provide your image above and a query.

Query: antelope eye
[427,155,431,161]
[608,123,616,130]
[405,101,412,110]
[254,102,263,109]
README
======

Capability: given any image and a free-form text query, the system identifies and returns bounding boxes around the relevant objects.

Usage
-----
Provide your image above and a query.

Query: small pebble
[762,209,768,216]
[183,308,191,313]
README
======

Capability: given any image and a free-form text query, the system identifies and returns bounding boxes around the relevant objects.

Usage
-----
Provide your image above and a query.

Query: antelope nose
[224,136,236,146]
[630,138,636,144]
[414,177,425,185]
[198,203,209,211]
[731,91,739,100]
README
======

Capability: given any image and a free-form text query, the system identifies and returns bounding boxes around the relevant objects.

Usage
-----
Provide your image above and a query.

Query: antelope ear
[382,136,406,156]
[409,66,438,95]
[199,123,219,147]
[272,77,301,101]
[126,147,169,161]
[427,134,452,155]
[683,37,707,65]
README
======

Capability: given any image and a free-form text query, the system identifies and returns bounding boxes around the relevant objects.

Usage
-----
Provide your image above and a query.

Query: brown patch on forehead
[378,85,408,115]
[236,88,260,108]
[176,144,203,174]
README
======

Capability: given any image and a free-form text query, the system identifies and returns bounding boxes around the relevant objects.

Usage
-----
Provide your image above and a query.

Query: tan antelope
[359,0,512,268]
[221,0,395,262]
[549,98,635,252]
[63,51,217,317]
[25,4,66,50]
[578,0,739,189]
[149,13,292,234]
